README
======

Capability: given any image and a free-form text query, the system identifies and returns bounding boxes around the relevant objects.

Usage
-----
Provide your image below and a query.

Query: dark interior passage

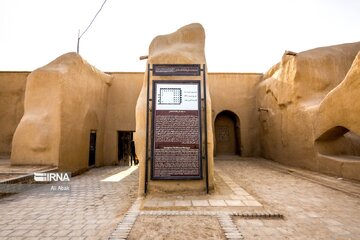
[88,130,97,167]
[117,131,134,165]
[214,110,241,156]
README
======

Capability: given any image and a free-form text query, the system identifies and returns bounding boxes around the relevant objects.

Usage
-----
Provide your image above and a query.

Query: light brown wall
[208,73,263,157]
[257,42,360,181]
[104,72,264,166]
[57,56,111,173]
[103,72,144,165]
[0,72,28,157]
[1,71,263,163]
[11,53,112,174]
[12,65,62,166]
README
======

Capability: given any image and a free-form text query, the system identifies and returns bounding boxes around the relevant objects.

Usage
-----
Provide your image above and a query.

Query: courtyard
[0,157,359,239]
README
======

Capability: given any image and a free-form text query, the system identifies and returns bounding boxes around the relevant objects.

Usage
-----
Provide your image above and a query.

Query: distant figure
[134,154,139,165]
[130,140,136,166]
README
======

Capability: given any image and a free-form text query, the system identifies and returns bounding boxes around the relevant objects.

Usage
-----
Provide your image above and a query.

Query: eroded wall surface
[257,42,360,180]
[0,72,28,157]
[11,65,62,166]
[315,51,360,179]
[11,53,111,173]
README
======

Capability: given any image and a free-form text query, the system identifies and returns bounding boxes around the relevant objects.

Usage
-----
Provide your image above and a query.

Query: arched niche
[214,110,241,156]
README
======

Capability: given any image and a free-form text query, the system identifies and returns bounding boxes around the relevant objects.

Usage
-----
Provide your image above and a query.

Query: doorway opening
[88,130,97,167]
[214,110,241,156]
[117,131,134,166]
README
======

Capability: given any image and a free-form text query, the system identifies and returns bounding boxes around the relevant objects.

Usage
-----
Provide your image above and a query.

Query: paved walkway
[1,158,360,239]
[142,168,263,209]
[0,166,139,240]
[217,158,360,240]
[126,157,360,240]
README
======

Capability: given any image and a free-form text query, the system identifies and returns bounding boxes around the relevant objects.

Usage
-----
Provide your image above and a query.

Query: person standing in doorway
[130,140,135,166]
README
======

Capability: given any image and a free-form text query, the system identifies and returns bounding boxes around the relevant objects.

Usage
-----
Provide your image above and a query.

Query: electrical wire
[77,0,109,53]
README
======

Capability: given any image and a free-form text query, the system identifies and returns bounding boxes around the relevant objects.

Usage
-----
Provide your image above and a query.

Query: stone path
[124,157,360,240]
[109,199,141,240]
[1,157,360,239]
[0,166,139,240]
[217,214,243,240]
[216,158,360,240]
[142,169,262,209]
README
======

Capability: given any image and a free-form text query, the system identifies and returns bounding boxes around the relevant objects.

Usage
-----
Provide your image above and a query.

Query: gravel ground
[128,215,225,240]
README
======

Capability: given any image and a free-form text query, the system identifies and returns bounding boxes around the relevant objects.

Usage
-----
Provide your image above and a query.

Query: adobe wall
[1,70,262,167]
[103,71,263,166]
[5,41,359,182]
[0,72,28,157]
[11,53,111,174]
[257,42,360,181]
[57,54,111,173]
[103,72,143,165]
[315,51,360,180]
[208,73,263,157]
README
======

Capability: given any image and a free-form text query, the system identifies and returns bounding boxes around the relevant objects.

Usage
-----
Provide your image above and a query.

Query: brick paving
[217,214,243,240]
[142,168,263,209]
[1,158,360,239]
[109,199,141,240]
[129,157,360,240]
[0,166,138,240]
[216,158,360,240]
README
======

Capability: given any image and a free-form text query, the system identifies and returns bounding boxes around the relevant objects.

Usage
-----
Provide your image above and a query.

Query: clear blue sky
[0,0,359,72]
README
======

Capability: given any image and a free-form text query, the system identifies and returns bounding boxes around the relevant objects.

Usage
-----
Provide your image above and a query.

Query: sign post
[144,64,209,193]
[152,81,202,180]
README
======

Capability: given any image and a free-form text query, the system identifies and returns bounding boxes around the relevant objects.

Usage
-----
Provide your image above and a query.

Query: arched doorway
[214,110,241,156]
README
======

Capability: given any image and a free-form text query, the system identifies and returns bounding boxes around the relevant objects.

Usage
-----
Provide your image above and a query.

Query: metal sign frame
[144,64,209,193]
[151,80,202,180]
[153,64,201,76]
